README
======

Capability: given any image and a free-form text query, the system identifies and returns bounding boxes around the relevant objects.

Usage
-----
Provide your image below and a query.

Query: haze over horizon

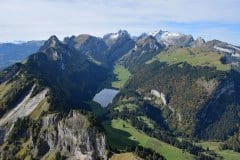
[0,0,239,45]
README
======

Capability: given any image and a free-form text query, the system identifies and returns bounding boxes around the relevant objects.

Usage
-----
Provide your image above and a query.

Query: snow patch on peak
[103,30,130,46]
[109,33,119,40]
[214,46,234,54]
[162,31,182,37]
[108,30,129,40]
[149,30,182,40]
[228,45,240,51]
[149,30,164,37]
[144,30,193,47]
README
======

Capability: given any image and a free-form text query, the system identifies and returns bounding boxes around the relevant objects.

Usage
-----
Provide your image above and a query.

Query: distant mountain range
[1,30,240,159]
[0,40,44,70]
[1,30,239,71]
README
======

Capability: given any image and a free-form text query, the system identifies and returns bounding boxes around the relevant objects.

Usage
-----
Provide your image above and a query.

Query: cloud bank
[0,0,239,44]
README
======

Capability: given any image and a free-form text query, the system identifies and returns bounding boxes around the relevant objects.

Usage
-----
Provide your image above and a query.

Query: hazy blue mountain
[0,41,44,70]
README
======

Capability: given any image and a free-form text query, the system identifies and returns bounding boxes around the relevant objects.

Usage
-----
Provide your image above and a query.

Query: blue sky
[0,0,239,45]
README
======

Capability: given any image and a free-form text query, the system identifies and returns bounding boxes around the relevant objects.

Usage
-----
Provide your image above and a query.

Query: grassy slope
[137,116,154,129]
[110,152,141,160]
[196,141,240,160]
[103,119,194,160]
[111,64,131,89]
[41,150,57,160]
[15,140,31,159]
[114,103,138,112]
[147,47,230,71]
[0,82,13,99]
[30,98,49,120]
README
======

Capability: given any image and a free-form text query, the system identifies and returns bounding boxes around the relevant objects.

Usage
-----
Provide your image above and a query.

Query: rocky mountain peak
[150,30,182,39]
[103,30,131,47]
[135,35,164,51]
[117,29,130,37]
[66,34,105,50]
[37,35,70,62]
[107,30,129,39]
[140,29,194,47]
[192,37,206,47]
[196,37,205,43]
[39,35,61,52]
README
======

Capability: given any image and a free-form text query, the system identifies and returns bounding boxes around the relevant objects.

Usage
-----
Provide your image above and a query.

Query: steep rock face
[40,36,61,52]
[63,31,135,65]
[205,40,240,56]
[33,110,106,160]
[141,30,194,47]
[103,30,135,63]
[64,34,108,64]
[103,30,130,47]
[0,110,107,160]
[119,36,164,72]
[135,36,164,51]
[39,35,74,64]
[192,37,205,48]
[204,40,240,71]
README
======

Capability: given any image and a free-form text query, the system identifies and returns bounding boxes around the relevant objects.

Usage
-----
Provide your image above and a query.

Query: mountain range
[0,41,45,70]
[0,29,240,160]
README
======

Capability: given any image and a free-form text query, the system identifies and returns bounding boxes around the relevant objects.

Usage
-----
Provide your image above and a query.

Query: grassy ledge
[196,141,240,160]
[147,47,230,71]
[103,119,194,160]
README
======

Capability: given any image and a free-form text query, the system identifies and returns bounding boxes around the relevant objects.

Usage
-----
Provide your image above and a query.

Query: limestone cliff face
[0,110,107,160]
[33,110,107,160]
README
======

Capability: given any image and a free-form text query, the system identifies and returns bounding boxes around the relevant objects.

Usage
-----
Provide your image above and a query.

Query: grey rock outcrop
[192,37,205,47]
[141,30,194,47]
[103,30,135,63]
[119,36,163,71]
[33,110,107,160]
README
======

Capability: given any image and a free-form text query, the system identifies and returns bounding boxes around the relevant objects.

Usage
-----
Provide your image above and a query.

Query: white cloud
[0,0,239,44]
